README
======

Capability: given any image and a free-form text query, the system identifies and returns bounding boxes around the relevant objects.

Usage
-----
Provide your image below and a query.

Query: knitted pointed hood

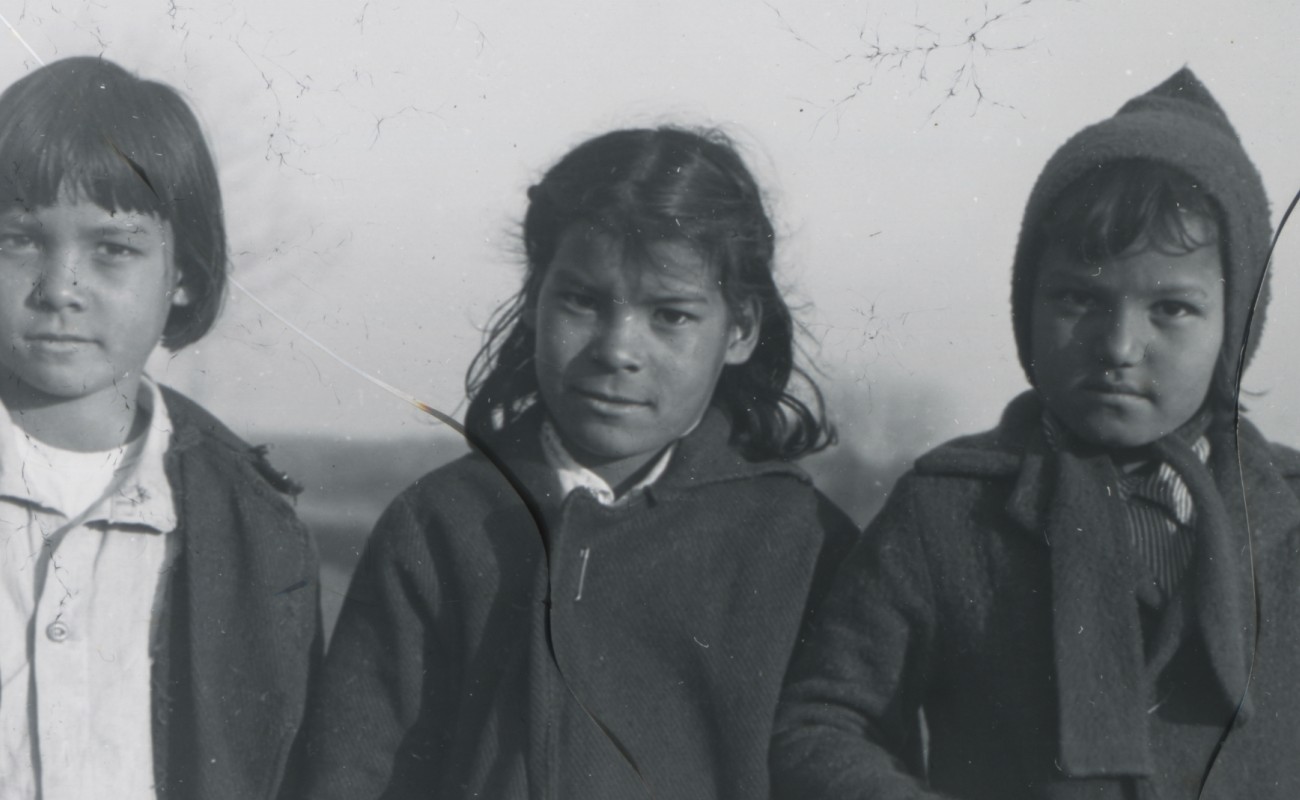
[1011,68,1273,392]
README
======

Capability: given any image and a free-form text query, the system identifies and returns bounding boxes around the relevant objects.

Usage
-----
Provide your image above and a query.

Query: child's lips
[570,386,651,412]
[26,333,96,353]
[1079,378,1147,398]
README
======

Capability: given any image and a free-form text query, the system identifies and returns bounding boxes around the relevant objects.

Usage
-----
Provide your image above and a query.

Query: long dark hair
[465,127,832,461]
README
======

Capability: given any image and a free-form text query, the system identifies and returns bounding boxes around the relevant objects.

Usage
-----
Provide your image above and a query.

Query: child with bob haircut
[301,126,857,799]
[0,57,319,798]
[771,69,1300,799]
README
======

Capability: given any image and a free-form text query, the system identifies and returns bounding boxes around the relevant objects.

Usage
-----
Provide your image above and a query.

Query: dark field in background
[266,432,909,637]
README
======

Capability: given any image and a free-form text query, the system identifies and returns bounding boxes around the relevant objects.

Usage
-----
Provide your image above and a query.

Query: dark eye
[655,307,694,326]
[1152,300,1198,319]
[559,291,597,312]
[1054,289,1097,312]
[96,241,141,259]
[0,232,37,255]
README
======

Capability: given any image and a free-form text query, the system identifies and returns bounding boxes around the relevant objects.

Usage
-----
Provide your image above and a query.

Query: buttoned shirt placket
[0,380,177,800]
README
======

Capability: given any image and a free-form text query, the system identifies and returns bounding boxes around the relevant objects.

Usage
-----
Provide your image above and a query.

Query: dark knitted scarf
[1046,419,1254,778]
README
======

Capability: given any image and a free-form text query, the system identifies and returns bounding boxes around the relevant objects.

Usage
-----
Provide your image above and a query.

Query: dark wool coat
[771,393,1300,800]
[153,388,321,800]
[299,408,857,800]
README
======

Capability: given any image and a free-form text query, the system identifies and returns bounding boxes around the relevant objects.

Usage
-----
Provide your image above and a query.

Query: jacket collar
[911,391,1300,546]
[482,403,807,515]
[653,405,807,496]
[913,391,1048,535]
[928,392,1300,552]
[539,416,677,506]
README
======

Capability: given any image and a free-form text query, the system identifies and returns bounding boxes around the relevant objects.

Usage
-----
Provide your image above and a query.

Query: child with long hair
[0,57,319,799]
[301,127,856,799]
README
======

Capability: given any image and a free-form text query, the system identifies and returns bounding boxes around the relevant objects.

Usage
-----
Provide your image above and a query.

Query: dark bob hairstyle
[0,56,227,349]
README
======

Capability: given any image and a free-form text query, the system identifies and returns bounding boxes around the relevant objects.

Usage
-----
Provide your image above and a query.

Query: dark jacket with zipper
[771,392,1300,800]
[299,407,857,799]
[152,387,321,800]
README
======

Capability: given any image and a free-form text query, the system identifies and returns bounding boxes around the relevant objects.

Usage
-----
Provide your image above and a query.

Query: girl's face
[1030,230,1224,448]
[530,228,758,488]
[0,191,187,414]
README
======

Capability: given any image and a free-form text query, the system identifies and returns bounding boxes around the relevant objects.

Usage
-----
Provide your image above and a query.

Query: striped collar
[1039,412,1210,526]
[1116,437,1210,526]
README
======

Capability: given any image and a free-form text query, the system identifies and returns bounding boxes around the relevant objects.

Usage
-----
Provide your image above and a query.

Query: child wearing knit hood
[770,69,1299,799]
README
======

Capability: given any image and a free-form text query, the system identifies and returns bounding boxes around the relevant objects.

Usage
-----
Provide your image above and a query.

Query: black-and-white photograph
[0,1,1296,797]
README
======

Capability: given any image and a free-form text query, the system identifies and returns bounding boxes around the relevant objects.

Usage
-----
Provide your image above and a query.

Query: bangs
[0,132,170,219]
[559,216,723,290]
[587,221,738,320]
[1041,160,1220,264]
[0,67,193,219]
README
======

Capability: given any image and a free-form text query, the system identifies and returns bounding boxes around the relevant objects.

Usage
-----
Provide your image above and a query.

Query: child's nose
[590,311,645,371]
[1093,307,1147,366]
[32,249,88,309]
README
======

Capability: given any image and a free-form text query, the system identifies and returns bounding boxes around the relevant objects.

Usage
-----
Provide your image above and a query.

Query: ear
[171,281,192,308]
[723,297,761,366]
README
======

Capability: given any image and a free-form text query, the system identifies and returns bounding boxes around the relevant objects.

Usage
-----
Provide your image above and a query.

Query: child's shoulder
[1259,436,1300,478]
[912,391,1040,481]
[157,387,314,573]
[1249,423,1300,487]
[659,407,813,492]
[353,428,554,576]
[1265,439,1300,466]
[159,385,303,498]
[381,422,549,530]
[397,445,534,511]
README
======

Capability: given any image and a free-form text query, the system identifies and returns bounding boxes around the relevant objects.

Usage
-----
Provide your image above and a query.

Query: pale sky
[1,0,1297,467]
